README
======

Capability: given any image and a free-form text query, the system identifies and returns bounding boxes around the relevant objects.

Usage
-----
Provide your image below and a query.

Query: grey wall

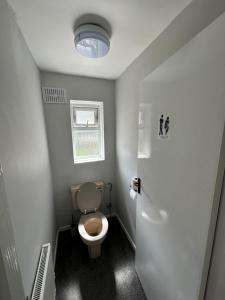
[41,72,115,228]
[0,165,25,299]
[115,0,225,244]
[0,250,11,300]
[205,173,225,300]
[0,0,56,297]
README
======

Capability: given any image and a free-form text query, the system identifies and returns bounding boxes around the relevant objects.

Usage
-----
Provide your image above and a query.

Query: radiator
[31,243,56,300]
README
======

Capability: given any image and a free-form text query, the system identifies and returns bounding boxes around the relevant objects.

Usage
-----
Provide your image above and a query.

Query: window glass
[74,131,99,157]
[74,108,98,126]
[70,100,104,164]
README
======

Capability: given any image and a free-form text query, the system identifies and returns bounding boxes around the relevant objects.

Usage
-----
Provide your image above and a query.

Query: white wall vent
[31,243,56,300]
[42,87,67,104]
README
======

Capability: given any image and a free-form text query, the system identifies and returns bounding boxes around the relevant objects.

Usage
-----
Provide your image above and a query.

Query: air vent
[42,87,67,104]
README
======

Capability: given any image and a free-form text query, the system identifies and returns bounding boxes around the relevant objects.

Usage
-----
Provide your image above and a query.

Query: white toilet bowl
[78,211,108,258]
[71,181,108,258]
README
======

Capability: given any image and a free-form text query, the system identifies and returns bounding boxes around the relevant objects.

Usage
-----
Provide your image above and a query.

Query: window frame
[70,100,105,164]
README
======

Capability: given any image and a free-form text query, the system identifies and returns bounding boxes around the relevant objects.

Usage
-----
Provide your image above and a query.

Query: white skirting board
[112,213,136,250]
[53,214,136,266]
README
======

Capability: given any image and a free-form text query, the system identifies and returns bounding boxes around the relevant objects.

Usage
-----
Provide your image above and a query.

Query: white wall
[41,72,116,227]
[0,1,56,297]
[136,12,225,298]
[115,0,225,244]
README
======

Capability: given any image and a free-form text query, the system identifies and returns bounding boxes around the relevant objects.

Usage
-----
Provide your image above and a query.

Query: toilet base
[88,244,101,258]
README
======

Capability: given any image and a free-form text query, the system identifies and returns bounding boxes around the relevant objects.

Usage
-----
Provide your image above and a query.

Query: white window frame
[70,100,105,164]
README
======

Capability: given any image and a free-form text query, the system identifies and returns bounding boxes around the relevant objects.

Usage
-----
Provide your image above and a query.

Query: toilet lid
[77,182,102,213]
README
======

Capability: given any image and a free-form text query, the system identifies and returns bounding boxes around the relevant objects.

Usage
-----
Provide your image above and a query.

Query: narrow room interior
[0,0,225,300]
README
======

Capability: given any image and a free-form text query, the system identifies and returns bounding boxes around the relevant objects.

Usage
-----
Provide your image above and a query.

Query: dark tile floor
[55,217,147,300]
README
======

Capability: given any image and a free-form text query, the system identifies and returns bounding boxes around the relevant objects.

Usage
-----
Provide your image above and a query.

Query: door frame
[199,123,225,300]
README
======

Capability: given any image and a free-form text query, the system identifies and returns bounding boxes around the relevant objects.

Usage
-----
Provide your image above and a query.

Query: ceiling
[8,0,192,79]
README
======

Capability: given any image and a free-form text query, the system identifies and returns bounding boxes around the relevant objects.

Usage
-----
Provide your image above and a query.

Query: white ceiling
[8,0,192,79]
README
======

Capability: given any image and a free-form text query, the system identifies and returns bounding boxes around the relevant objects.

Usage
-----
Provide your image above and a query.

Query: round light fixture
[74,24,110,58]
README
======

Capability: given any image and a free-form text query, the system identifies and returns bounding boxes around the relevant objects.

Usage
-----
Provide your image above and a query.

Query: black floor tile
[55,217,147,300]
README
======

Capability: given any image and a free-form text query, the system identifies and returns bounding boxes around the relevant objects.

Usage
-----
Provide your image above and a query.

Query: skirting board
[53,214,136,267]
[112,213,136,251]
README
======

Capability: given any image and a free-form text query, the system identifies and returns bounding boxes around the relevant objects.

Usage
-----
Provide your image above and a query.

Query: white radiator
[31,243,56,300]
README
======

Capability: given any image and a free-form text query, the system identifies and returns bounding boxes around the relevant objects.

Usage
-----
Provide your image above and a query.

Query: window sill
[74,157,105,164]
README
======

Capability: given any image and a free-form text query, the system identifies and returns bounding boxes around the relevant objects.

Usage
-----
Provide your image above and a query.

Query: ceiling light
[74,24,110,58]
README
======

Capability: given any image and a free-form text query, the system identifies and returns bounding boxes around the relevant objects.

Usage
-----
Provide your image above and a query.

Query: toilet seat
[78,212,108,244]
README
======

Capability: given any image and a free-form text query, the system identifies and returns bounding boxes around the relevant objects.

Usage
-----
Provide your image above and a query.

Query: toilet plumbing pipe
[106,182,112,216]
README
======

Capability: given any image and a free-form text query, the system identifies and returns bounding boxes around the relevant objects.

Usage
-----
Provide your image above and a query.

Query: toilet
[71,181,108,258]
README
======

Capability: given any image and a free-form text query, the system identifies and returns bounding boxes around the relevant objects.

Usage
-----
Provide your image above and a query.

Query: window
[70,100,105,164]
